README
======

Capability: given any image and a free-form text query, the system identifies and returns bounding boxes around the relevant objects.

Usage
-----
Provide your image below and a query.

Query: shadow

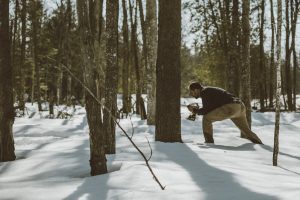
[63,174,110,200]
[279,166,300,175]
[155,143,278,200]
[63,157,122,200]
[261,145,300,161]
[196,143,258,151]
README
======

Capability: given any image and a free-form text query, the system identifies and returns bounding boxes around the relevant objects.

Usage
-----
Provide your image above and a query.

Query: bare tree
[0,0,16,162]
[259,0,267,110]
[155,0,182,142]
[77,0,107,175]
[103,0,119,154]
[285,0,293,111]
[273,0,283,166]
[240,0,252,129]
[146,0,157,125]
[121,0,131,115]
[269,0,275,108]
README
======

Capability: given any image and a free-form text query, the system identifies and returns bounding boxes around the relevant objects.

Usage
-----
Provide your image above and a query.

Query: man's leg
[202,104,237,143]
[202,116,214,143]
[231,116,263,144]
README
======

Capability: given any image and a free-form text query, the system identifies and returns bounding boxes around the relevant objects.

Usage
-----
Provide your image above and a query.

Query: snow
[1,98,300,200]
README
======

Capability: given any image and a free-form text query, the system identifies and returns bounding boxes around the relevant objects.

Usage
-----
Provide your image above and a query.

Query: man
[188,82,263,144]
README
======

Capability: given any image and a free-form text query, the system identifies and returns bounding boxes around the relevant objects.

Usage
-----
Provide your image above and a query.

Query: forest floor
[0,97,300,200]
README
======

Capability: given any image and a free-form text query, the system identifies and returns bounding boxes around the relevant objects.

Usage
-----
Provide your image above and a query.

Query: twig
[46,56,166,190]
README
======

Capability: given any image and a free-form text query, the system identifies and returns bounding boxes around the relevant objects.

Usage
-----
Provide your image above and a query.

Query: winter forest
[0,0,300,199]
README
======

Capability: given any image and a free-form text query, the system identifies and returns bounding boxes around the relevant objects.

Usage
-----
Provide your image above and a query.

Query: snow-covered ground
[1,98,300,200]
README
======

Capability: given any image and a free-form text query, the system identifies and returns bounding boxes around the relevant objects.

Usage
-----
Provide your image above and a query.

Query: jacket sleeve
[196,107,209,115]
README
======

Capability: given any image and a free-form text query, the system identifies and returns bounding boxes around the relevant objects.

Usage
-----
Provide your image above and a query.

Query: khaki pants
[202,103,263,144]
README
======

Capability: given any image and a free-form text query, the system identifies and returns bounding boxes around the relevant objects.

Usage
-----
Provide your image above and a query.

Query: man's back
[197,87,238,115]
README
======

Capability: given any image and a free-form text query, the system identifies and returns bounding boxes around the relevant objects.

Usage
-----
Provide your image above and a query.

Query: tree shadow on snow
[155,143,279,200]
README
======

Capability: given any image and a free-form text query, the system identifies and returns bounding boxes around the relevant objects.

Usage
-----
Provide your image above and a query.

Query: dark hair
[189,82,203,90]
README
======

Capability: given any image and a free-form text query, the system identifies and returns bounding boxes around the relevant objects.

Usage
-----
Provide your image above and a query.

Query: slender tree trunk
[121,0,131,115]
[155,0,182,142]
[0,0,16,162]
[19,0,27,113]
[269,0,275,108]
[285,0,293,111]
[259,0,266,110]
[240,0,252,131]
[273,0,282,166]
[129,0,143,117]
[103,0,119,154]
[290,0,299,111]
[146,0,157,125]
[32,0,42,111]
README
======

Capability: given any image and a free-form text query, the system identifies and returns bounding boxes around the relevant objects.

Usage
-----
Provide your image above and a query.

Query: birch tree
[273,0,282,166]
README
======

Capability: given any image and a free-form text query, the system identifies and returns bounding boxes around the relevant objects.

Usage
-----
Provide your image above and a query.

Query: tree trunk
[146,0,157,125]
[259,0,266,110]
[0,0,16,162]
[121,0,131,115]
[19,0,27,114]
[32,0,42,111]
[273,0,282,166]
[155,0,182,142]
[77,0,107,175]
[103,0,119,154]
[240,0,252,131]
[290,0,299,111]
[129,0,144,117]
[269,0,275,108]
[285,0,293,111]
[229,0,240,96]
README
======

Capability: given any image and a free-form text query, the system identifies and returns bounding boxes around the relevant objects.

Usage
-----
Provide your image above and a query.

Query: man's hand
[187,104,199,114]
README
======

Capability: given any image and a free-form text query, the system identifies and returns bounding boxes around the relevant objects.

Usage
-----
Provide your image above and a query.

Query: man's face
[189,89,200,99]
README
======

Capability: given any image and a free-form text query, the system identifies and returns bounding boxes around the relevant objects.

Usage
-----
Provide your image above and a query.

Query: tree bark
[32,0,42,111]
[240,0,252,130]
[19,0,27,113]
[146,0,157,125]
[285,0,293,111]
[121,0,131,115]
[273,0,282,166]
[77,0,107,175]
[259,0,266,110]
[0,0,16,162]
[269,0,275,108]
[103,0,119,154]
[155,0,182,142]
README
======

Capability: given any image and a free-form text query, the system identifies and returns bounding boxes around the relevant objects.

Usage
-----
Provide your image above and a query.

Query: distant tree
[0,0,16,162]
[121,0,131,115]
[29,0,43,111]
[290,0,300,110]
[285,0,293,111]
[19,0,27,114]
[269,0,275,108]
[155,0,182,142]
[273,0,282,166]
[259,0,267,110]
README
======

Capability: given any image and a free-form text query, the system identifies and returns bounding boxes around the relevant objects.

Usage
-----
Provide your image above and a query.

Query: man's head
[189,82,203,99]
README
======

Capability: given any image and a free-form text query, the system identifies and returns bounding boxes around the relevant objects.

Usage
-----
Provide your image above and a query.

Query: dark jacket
[196,87,240,115]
